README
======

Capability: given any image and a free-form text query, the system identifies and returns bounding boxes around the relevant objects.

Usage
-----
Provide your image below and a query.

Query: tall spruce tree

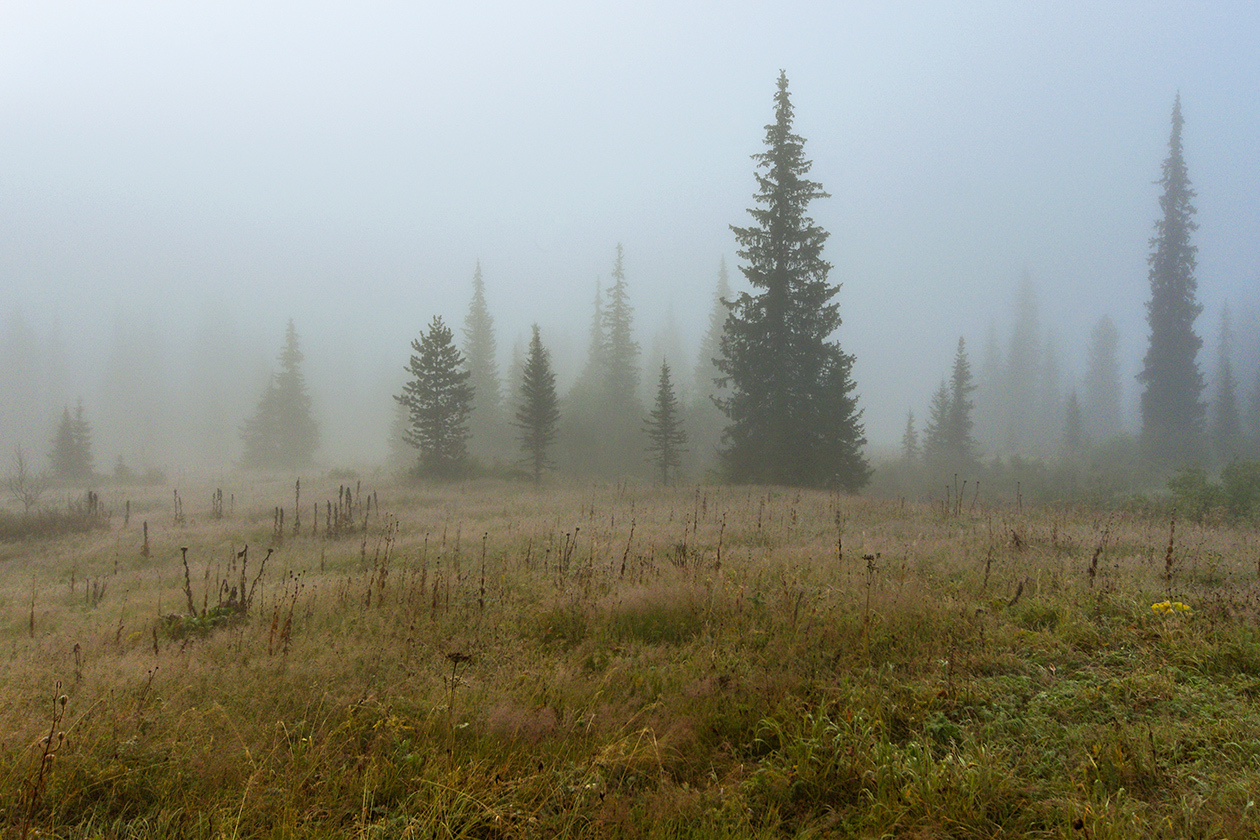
[514,325,560,484]
[716,71,869,490]
[240,320,319,470]
[922,381,952,465]
[396,317,474,479]
[645,361,687,485]
[946,338,979,465]
[1139,94,1205,465]
[602,244,641,409]
[462,262,504,461]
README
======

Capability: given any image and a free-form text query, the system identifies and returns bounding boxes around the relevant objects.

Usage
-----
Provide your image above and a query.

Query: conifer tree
[922,381,951,465]
[1210,305,1242,463]
[717,72,869,490]
[241,320,319,470]
[901,410,919,461]
[50,400,94,481]
[1062,390,1085,457]
[1139,94,1205,464]
[687,257,733,474]
[396,317,474,479]
[602,243,641,409]
[1082,316,1124,442]
[644,361,687,485]
[462,262,504,460]
[514,325,560,485]
[947,338,979,463]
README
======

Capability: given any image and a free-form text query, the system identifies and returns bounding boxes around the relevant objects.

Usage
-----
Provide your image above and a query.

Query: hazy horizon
[2,2,1258,474]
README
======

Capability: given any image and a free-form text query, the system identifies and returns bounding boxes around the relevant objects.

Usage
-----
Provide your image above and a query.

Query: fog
[2,3,1259,475]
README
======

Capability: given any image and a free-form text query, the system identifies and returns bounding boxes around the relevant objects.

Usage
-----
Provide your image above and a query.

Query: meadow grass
[2,476,1259,837]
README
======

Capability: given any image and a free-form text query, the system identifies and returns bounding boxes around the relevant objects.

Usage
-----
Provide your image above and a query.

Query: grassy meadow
[2,476,1260,838]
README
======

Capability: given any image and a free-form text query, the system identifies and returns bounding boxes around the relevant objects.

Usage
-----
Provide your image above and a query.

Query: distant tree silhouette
[514,325,560,484]
[644,361,687,485]
[901,410,919,461]
[241,320,319,470]
[50,400,94,481]
[1210,305,1242,464]
[1062,390,1085,458]
[1082,316,1124,442]
[716,72,869,490]
[397,317,474,479]
[687,257,733,475]
[462,262,505,461]
[922,339,979,468]
[1139,94,1205,465]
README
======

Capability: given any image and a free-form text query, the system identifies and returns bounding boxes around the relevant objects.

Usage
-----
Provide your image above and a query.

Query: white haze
[1,2,1258,471]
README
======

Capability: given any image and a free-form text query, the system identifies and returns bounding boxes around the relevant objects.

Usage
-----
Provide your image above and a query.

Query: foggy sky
[2,2,1259,467]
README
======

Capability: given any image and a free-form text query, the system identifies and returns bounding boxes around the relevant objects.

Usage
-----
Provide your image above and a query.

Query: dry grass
[0,476,1259,837]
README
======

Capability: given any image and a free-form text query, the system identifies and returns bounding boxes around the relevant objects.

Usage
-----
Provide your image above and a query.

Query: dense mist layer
[1,4,1258,479]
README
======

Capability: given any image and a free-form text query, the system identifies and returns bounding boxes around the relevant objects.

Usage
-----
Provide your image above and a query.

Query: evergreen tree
[1062,390,1085,457]
[1003,274,1042,455]
[1082,316,1124,442]
[901,410,919,461]
[396,317,474,479]
[1247,371,1260,460]
[716,72,869,490]
[50,400,94,481]
[602,244,642,409]
[946,338,979,465]
[462,262,505,461]
[1210,305,1242,463]
[241,320,319,470]
[1139,94,1205,465]
[922,381,952,465]
[644,361,687,485]
[514,325,560,484]
[687,257,733,475]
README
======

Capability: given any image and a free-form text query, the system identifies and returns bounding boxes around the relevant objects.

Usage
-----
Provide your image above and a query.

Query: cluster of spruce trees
[390,73,871,489]
[901,95,1260,484]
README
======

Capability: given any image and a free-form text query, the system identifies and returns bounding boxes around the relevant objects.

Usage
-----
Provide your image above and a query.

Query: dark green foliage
[602,244,640,406]
[1139,95,1205,465]
[240,320,319,470]
[717,72,869,490]
[514,325,560,484]
[462,262,506,461]
[1221,460,1260,520]
[644,361,687,485]
[397,317,474,479]
[49,400,93,481]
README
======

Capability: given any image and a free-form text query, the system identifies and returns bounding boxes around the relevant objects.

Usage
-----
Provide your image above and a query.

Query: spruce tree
[396,317,474,479]
[901,410,919,461]
[644,361,687,485]
[514,325,560,484]
[1062,390,1085,457]
[945,338,979,465]
[462,262,504,460]
[922,381,952,465]
[717,71,869,490]
[241,320,319,470]
[50,400,94,481]
[1139,94,1205,465]
[687,257,733,475]
[1082,316,1123,442]
[602,244,642,411]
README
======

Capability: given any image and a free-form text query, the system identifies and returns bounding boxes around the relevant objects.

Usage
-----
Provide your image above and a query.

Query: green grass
[1,477,1259,837]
